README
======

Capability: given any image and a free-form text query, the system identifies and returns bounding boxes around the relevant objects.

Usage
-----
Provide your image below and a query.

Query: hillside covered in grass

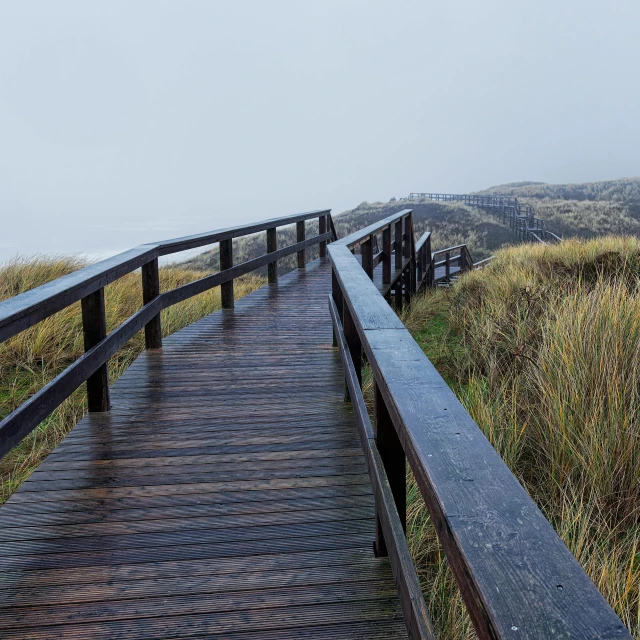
[0,258,264,503]
[400,237,640,638]
[475,177,640,239]
[184,177,640,277]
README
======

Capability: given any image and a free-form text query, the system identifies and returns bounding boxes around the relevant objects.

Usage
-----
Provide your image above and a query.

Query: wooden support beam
[220,239,234,309]
[342,299,361,401]
[141,258,162,349]
[267,228,278,284]
[81,288,111,412]
[374,381,405,556]
[297,221,305,268]
[382,225,391,285]
[361,237,374,279]
[319,216,327,258]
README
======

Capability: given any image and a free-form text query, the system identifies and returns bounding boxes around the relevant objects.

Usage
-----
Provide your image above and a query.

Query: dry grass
[400,237,640,638]
[0,256,264,503]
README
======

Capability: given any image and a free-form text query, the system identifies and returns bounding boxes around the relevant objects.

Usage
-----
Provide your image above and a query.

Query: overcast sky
[1,0,638,261]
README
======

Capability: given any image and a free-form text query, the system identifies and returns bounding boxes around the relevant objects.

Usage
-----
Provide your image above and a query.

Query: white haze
[0,0,638,261]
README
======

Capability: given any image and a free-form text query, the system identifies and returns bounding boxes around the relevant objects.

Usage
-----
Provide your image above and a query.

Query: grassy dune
[400,237,640,638]
[476,178,640,240]
[0,257,264,503]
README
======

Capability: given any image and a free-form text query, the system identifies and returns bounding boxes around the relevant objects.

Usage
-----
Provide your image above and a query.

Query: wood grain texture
[0,258,406,639]
[329,235,632,639]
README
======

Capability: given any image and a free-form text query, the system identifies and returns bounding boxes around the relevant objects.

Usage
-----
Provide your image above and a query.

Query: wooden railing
[0,210,334,460]
[408,192,563,246]
[328,208,629,640]
[431,244,473,282]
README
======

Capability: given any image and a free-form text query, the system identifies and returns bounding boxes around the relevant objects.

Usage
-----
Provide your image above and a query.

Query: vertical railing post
[382,224,391,287]
[403,216,413,303]
[361,236,373,279]
[297,221,306,268]
[319,215,327,258]
[373,381,405,557]
[394,220,403,310]
[426,233,433,287]
[331,268,343,347]
[220,239,234,309]
[267,228,278,284]
[81,288,111,412]
[417,245,423,290]
[342,299,361,401]
[445,251,451,278]
[141,258,162,349]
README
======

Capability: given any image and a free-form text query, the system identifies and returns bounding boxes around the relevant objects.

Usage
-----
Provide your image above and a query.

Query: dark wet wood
[220,238,234,309]
[330,237,632,640]
[0,259,406,639]
[297,221,306,267]
[328,294,434,640]
[141,258,162,349]
[267,227,278,283]
[81,288,111,412]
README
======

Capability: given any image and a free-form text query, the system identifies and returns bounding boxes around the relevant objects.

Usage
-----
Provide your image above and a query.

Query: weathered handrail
[328,208,630,639]
[0,209,333,460]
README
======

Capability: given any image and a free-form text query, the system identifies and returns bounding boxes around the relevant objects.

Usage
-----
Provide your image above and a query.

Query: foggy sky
[1,0,639,261]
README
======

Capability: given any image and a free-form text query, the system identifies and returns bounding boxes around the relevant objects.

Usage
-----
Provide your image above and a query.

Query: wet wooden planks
[0,258,407,639]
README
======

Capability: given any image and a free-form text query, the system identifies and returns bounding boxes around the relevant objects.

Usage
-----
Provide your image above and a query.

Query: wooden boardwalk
[0,259,407,639]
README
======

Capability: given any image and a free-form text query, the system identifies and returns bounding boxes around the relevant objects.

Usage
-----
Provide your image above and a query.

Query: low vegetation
[398,237,640,638]
[475,177,640,240]
[0,257,264,503]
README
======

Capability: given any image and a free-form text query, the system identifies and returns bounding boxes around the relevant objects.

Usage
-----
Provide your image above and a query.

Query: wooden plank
[0,297,163,460]
[0,259,407,639]
[0,598,403,639]
[329,293,434,640]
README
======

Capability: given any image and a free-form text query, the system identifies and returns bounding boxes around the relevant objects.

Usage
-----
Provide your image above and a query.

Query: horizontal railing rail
[328,208,629,640]
[407,192,562,246]
[334,209,418,309]
[0,209,333,460]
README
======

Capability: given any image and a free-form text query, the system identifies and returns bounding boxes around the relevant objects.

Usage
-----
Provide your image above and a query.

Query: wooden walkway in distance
[0,258,407,639]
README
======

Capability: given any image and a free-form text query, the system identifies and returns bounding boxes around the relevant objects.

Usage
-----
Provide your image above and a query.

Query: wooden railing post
[394,220,403,310]
[361,236,374,279]
[319,216,327,258]
[382,225,391,286]
[141,258,162,349]
[331,268,343,347]
[297,221,306,268]
[374,381,405,557]
[267,228,278,284]
[342,299,361,401]
[81,288,111,412]
[445,251,451,278]
[220,239,234,309]
[403,216,413,303]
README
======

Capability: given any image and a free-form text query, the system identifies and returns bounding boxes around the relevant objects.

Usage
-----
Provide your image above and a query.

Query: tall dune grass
[401,237,640,638]
[0,256,264,503]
